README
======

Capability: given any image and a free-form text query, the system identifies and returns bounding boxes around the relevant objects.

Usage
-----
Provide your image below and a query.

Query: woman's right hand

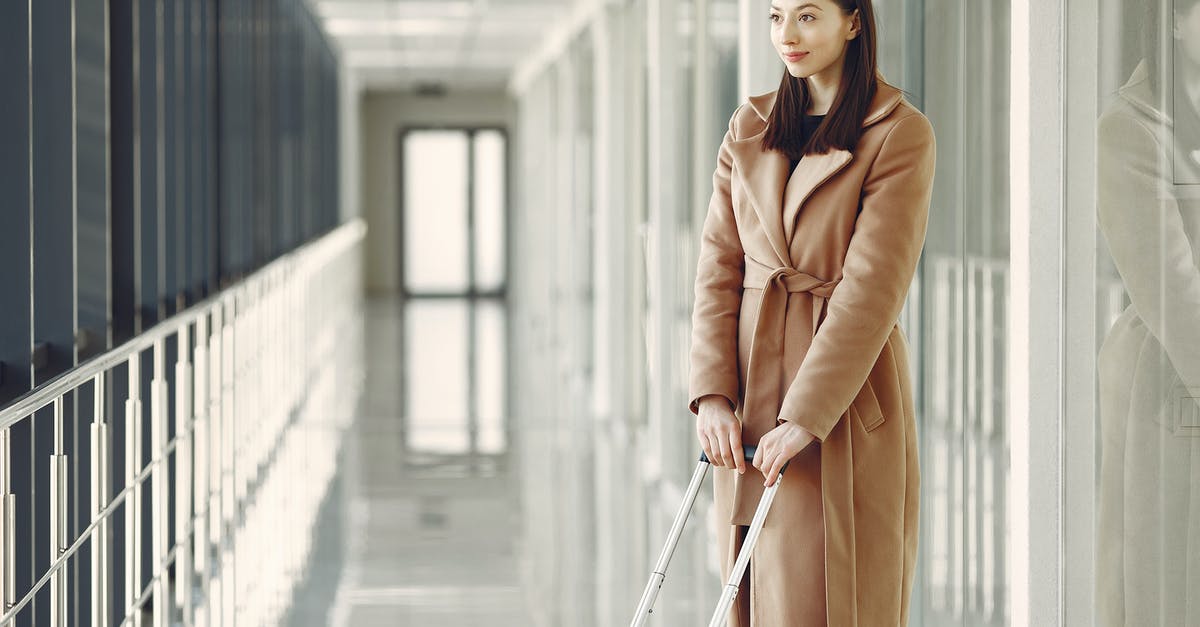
[696,395,745,474]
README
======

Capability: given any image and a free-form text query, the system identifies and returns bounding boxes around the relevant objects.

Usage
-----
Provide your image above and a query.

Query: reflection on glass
[473,130,506,292]
[475,299,506,453]
[406,300,470,453]
[1095,1,1200,624]
[405,130,469,292]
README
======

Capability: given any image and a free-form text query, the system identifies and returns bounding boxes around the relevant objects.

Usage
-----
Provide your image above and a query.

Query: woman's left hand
[753,422,817,487]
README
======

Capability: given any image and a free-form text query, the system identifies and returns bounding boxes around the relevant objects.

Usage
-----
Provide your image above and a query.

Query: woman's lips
[784,52,809,61]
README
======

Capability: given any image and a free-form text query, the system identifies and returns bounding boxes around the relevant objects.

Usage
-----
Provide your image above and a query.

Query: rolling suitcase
[629,444,789,627]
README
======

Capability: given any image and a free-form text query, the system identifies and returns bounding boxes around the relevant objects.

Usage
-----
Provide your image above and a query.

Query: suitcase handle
[698,445,757,464]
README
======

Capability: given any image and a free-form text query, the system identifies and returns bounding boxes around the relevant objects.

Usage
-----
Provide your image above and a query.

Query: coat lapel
[728,82,904,264]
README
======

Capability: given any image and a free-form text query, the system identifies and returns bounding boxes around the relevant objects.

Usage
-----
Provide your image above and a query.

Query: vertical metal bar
[193,314,209,621]
[175,322,193,622]
[150,336,167,627]
[0,426,13,611]
[220,295,234,627]
[708,476,785,627]
[631,460,710,626]
[208,304,222,627]
[91,371,109,627]
[125,351,142,625]
[50,397,68,626]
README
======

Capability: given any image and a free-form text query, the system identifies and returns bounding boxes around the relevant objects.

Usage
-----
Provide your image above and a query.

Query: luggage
[629,445,788,626]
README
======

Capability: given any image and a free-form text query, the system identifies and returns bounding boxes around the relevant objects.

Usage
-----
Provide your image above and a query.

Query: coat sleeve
[1096,110,1200,388]
[776,113,936,440]
[687,104,747,415]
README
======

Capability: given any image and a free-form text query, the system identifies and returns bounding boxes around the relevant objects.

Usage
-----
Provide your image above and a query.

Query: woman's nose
[780,20,800,45]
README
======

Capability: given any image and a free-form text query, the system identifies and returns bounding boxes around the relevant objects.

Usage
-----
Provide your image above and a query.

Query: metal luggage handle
[699,444,757,464]
[630,446,788,627]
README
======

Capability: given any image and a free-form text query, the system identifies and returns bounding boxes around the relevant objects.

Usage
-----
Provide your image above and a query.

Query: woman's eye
[769,13,780,22]
[800,13,815,22]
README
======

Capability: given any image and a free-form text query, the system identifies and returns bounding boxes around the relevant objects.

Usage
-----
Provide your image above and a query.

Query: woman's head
[762,0,882,158]
[770,0,864,84]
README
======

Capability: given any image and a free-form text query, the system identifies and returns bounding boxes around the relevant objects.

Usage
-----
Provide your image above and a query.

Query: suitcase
[629,444,789,627]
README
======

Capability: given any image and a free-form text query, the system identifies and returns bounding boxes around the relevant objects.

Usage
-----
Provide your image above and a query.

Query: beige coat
[688,80,935,626]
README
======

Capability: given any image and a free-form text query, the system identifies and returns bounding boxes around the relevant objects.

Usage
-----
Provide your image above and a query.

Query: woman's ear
[847,9,861,40]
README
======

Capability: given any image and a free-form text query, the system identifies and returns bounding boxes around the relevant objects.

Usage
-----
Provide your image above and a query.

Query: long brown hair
[762,0,884,159]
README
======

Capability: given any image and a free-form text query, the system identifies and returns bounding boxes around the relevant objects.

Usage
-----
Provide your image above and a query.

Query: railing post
[176,322,194,624]
[0,426,14,612]
[221,294,236,627]
[150,337,169,627]
[50,397,68,626]
[125,351,143,626]
[208,303,223,627]
[193,314,209,626]
[91,371,110,627]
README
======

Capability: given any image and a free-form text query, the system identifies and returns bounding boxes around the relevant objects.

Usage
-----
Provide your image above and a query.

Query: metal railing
[0,219,365,626]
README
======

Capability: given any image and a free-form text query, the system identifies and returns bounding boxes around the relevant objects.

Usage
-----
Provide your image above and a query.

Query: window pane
[405,300,469,453]
[475,299,506,453]
[473,130,506,292]
[404,130,469,292]
[1085,1,1200,624]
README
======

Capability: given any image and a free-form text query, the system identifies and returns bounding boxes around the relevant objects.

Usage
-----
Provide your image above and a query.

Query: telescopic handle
[699,445,757,464]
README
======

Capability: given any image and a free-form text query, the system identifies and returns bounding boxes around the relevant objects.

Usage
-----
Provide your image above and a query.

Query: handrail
[0,215,366,626]
[0,218,365,429]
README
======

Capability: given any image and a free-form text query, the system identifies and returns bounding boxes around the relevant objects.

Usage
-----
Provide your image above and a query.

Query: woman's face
[770,0,860,83]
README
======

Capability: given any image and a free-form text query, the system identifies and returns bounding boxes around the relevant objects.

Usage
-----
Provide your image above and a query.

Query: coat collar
[729,81,905,265]
[1118,58,1171,126]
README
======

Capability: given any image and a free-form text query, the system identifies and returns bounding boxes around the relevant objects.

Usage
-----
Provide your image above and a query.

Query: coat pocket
[851,377,885,433]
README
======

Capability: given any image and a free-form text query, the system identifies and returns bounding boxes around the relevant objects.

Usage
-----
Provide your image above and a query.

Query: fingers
[717,431,735,470]
[729,427,745,474]
[764,455,784,487]
[697,406,743,470]
[699,431,720,467]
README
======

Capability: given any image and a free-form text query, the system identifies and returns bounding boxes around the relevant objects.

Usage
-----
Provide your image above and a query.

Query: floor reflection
[286,295,535,625]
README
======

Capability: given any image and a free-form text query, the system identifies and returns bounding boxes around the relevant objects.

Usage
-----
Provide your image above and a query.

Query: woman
[687,0,935,624]
[1095,1,1200,623]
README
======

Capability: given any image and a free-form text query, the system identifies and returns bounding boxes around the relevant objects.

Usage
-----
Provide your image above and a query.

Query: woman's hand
[753,422,816,487]
[696,395,745,474]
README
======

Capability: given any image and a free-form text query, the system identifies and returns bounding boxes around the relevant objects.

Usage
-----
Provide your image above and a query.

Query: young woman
[687,0,936,624]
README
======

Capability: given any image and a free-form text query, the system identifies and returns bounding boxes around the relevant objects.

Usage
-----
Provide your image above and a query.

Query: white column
[1009,0,1065,624]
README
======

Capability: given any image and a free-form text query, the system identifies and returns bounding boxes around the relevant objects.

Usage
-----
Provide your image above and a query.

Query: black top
[788,113,826,172]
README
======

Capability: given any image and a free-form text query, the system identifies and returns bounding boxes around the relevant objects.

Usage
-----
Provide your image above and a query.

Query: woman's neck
[805,73,840,115]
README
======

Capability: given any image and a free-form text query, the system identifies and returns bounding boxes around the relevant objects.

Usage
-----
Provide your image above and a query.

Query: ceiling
[309,0,571,93]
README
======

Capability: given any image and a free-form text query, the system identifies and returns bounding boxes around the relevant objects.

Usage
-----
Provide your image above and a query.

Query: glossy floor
[285,295,535,625]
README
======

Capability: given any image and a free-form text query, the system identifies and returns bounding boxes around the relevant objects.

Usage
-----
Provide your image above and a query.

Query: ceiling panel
[310,0,569,92]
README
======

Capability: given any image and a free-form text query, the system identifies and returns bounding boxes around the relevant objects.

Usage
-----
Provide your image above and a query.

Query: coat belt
[740,255,840,430]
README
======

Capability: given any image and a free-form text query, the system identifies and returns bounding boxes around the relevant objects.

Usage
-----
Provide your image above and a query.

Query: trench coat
[687,79,935,626]
[1095,58,1200,626]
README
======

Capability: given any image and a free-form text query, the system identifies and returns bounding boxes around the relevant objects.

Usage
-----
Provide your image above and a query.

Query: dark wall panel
[31,0,75,384]
[137,0,161,328]
[0,2,32,406]
[111,0,137,346]
[78,0,111,361]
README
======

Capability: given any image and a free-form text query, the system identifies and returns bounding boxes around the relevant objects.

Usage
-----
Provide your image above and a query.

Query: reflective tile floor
[285,295,536,625]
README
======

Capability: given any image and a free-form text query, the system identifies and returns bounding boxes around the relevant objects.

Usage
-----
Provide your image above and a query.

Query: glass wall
[914,2,1011,626]
[1062,0,1200,624]
[508,0,1011,624]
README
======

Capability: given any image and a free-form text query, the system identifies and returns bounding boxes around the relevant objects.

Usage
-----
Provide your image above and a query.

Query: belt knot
[738,255,841,434]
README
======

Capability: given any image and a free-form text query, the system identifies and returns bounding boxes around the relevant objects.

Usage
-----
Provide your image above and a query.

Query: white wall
[358,90,516,293]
